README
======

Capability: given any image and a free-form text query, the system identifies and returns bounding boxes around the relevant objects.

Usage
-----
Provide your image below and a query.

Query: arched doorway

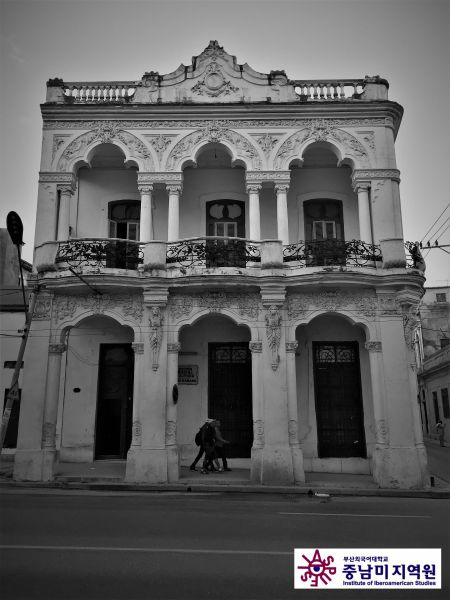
[296,314,371,462]
[95,343,134,459]
[177,314,252,462]
[59,315,135,462]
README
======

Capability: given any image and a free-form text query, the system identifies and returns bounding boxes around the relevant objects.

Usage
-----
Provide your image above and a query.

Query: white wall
[59,315,133,462]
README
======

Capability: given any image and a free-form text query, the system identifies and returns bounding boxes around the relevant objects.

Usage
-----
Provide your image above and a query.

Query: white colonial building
[13,42,429,488]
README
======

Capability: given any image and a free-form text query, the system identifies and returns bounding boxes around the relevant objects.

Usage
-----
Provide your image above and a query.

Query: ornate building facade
[14,42,428,488]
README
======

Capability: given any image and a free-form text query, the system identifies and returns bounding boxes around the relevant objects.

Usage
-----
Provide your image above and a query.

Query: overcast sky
[1,0,448,285]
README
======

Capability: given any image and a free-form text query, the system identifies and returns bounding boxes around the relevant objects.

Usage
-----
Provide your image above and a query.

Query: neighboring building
[416,286,450,444]
[0,229,32,452]
[13,42,429,488]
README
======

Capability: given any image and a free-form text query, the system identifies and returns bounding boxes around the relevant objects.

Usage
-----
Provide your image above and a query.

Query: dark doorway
[313,341,366,458]
[208,342,252,457]
[95,344,134,459]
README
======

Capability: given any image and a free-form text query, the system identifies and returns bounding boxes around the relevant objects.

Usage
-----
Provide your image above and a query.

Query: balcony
[55,239,144,272]
[283,240,382,268]
[34,237,387,276]
[166,237,261,269]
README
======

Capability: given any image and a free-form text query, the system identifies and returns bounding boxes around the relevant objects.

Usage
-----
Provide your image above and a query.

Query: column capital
[138,184,153,194]
[274,182,290,193]
[365,341,382,352]
[285,341,298,353]
[57,183,75,195]
[167,184,182,195]
[353,181,370,193]
[249,341,263,353]
[246,183,262,194]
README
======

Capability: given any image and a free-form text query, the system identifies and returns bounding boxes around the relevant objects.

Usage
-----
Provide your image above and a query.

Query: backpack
[195,429,202,446]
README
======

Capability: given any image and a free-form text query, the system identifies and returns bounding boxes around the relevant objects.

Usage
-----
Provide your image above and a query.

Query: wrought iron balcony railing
[283,240,382,268]
[166,237,261,268]
[56,239,144,271]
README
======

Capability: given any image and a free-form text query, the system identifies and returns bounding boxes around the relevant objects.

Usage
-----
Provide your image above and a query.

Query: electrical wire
[420,203,450,243]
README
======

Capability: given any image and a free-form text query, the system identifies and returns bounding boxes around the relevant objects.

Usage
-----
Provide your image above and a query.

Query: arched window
[303,199,344,241]
[205,200,246,267]
[206,200,245,238]
[303,199,345,266]
[108,200,140,240]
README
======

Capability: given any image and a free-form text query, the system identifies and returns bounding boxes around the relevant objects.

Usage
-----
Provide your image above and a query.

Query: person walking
[200,420,217,474]
[189,424,205,471]
[436,420,446,447]
[213,419,231,472]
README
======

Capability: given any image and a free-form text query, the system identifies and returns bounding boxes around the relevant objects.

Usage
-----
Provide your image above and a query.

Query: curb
[1,479,449,499]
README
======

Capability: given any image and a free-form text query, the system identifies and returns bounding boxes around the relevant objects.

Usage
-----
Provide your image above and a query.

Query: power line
[420,203,450,244]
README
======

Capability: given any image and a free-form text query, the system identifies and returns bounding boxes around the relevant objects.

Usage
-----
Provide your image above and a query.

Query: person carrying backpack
[190,420,220,473]
[201,419,218,474]
[190,422,207,471]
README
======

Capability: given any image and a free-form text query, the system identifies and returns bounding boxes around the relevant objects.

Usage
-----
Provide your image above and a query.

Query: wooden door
[208,342,252,457]
[95,344,134,459]
[313,342,366,458]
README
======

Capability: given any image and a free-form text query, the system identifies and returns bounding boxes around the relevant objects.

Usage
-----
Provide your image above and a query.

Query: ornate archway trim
[55,124,155,171]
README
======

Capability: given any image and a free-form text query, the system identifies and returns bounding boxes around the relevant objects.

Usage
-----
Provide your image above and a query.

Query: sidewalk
[1,456,449,498]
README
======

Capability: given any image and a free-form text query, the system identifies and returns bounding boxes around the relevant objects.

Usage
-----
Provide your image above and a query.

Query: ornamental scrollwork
[57,126,154,171]
[168,295,194,319]
[364,341,382,352]
[132,420,142,444]
[253,420,265,447]
[45,117,386,130]
[265,305,282,370]
[166,122,261,170]
[33,297,52,320]
[165,420,177,445]
[288,420,299,445]
[53,295,78,323]
[191,62,239,97]
[149,306,164,370]
[287,291,378,319]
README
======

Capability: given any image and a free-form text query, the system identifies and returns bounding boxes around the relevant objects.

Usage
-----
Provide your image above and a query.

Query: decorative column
[41,343,66,480]
[286,341,305,483]
[57,183,74,241]
[249,341,264,483]
[275,183,289,244]
[129,343,145,450]
[365,341,389,448]
[125,341,145,482]
[138,185,153,242]
[167,185,182,241]
[166,342,181,482]
[247,184,261,240]
[355,182,372,244]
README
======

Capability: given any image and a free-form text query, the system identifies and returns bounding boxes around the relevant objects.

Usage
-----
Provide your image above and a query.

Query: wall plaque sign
[178,365,199,385]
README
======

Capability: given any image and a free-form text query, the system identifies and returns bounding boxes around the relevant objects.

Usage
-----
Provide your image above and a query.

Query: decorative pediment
[133,41,298,104]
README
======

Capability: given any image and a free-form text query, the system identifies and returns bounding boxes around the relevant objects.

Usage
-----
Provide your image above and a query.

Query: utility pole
[0,212,39,453]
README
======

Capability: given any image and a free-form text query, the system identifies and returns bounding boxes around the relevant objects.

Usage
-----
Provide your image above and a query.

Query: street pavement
[425,440,450,483]
[0,489,449,600]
